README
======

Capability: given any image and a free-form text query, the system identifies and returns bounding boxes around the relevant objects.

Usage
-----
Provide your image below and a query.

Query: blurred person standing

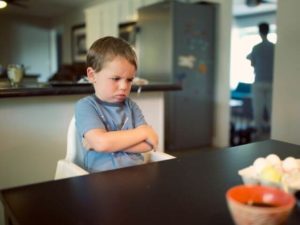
[247,22,275,140]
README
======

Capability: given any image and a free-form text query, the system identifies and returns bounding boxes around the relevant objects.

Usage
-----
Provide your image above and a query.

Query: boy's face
[87,56,136,103]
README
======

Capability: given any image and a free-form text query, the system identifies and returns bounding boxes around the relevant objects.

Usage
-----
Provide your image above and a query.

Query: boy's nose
[119,80,129,90]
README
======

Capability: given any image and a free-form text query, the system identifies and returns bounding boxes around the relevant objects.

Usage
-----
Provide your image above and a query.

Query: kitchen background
[0,0,277,146]
[1,0,300,224]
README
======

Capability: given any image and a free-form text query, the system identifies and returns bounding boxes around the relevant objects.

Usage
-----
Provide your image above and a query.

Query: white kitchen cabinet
[85,0,161,47]
[85,1,119,47]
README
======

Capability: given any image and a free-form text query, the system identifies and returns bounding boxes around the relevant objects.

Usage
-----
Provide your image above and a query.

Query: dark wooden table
[1,140,300,225]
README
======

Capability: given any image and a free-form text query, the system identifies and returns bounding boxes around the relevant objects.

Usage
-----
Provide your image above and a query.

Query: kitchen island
[0,82,180,98]
[0,82,181,189]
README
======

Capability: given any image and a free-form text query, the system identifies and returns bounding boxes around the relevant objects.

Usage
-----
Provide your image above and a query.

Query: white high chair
[55,116,175,180]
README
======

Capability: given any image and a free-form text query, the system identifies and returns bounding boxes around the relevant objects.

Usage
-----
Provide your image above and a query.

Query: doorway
[230,0,277,146]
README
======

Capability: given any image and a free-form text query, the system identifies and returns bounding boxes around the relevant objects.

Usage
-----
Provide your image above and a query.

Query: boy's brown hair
[87,36,137,72]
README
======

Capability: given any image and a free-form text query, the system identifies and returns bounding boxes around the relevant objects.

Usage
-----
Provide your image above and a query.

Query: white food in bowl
[238,156,300,193]
[266,154,281,166]
[282,157,299,172]
[253,157,270,174]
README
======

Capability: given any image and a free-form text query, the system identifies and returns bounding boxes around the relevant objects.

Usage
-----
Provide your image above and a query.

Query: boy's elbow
[86,130,114,152]
[92,140,114,152]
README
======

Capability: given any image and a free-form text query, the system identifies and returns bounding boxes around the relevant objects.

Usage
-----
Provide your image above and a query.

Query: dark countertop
[0,82,181,98]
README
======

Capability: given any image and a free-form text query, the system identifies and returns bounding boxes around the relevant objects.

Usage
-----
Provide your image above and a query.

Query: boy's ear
[86,67,96,83]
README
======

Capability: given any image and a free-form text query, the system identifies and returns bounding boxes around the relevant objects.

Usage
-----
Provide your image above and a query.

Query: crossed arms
[83,124,158,153]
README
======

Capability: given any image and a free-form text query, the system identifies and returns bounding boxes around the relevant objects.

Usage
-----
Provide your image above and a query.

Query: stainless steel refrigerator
[137,1,217,152]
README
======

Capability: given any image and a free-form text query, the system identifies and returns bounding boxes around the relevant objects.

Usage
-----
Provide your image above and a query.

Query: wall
[0,96,79,188]
[0,7,87,81]
[204,0,232,147]
[271,0,300,144]
[0,14,53,81]
[52,9,86,64]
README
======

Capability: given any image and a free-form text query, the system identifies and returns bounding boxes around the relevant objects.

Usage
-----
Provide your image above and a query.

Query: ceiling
[0,0,277,19]
[0,0,97,18]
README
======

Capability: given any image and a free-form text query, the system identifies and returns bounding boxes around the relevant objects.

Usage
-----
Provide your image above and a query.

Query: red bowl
[226,185,295,225]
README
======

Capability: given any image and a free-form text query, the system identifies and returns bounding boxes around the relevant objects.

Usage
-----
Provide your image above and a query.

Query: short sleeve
[127,99,147,127]
[75,97,106,138]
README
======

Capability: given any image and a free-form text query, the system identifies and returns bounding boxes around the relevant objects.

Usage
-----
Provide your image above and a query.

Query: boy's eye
[111,77,121,81]
[110,77,134,82]
[127,78,134,82]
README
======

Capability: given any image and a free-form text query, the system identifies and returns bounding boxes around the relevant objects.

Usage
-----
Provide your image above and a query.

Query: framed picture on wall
[118,21,137,47]
[72,24,87,63]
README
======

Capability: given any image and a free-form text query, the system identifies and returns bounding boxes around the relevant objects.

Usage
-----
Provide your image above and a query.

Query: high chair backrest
[54,116,88,180]
[66,116,85,165]
[66,116,77,161]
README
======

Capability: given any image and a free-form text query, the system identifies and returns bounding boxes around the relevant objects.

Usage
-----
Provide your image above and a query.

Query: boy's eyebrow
[109,75,135,78]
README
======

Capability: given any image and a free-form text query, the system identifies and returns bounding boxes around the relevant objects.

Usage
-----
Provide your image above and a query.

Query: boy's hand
[137,125,158,150]
[82,137,91,150]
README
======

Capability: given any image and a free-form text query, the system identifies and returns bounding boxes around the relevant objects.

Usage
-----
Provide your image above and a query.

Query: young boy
[75,36,158,173]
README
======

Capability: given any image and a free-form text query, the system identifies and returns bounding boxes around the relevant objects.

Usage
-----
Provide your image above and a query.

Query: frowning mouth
[115,94,127,101]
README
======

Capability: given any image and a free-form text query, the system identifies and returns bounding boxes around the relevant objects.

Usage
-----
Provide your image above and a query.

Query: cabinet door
[119,0,162,21]
[85,6,102,47]
[85,1,120,46]
[85,0,162,46]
